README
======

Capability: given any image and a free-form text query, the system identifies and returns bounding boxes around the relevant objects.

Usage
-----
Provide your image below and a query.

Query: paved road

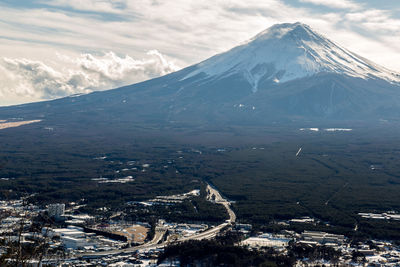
[80,227,167,257]
[178,222,229,242]
[80,183,236,258]
[206,184,236,223]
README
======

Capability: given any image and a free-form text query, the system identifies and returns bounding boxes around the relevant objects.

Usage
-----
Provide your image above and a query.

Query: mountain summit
[1,22,400,126]
[184,22,400,92]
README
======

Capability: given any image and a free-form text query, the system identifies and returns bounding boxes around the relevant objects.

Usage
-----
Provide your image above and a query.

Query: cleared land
[0,120,41,130]
[122,225,149,243]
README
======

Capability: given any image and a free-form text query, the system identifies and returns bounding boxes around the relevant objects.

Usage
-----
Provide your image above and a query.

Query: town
[1,183,400,266]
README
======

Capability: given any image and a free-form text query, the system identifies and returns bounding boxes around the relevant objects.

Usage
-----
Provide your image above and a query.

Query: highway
[205,184,236,223]
[168,183,236,242]
[80,183,236,258]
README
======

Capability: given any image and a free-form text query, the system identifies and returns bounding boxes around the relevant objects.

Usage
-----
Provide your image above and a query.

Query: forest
[0,121,400,240]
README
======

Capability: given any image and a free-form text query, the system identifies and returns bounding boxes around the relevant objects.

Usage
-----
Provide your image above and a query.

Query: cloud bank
[0,51,179,105]
[299,0,361,10]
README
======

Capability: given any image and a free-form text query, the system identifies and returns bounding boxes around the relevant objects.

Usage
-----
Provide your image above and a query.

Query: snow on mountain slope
[183,22,400,92]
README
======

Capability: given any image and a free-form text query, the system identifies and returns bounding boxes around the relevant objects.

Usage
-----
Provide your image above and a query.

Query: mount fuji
[184,22,399,91]
[1,22,400,127]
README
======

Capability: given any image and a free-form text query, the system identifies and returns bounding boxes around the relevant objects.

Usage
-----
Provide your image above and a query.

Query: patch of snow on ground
[324,128,352,132]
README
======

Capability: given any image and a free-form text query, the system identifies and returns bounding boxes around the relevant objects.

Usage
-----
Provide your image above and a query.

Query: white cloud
[40,0,127,14]
[74,50,178,84]
[345,9,400,33]
[0,51,179,106]
[299,0,361,10]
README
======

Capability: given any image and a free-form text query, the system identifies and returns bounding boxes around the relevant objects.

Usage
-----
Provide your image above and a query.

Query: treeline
[124,196,228,224]
[158,238,295,266]
[158,233,350,266]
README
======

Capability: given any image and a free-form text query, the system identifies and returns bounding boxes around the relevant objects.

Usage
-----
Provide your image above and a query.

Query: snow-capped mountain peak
[183,22,400,92]
[249,22,316,42]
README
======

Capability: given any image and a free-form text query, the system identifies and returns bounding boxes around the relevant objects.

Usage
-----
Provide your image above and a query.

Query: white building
[301,231,345,245]
[48,203,65,218]
[42,227,85,238]
[241,233,291,248]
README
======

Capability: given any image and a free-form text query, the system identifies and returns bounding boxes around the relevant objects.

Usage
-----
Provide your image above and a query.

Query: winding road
[80,183,236,258]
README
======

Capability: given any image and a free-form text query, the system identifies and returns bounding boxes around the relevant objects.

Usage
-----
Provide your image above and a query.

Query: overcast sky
[0,0,399,105]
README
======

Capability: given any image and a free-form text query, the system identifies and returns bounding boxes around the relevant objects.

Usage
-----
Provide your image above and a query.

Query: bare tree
[0,195,65,266]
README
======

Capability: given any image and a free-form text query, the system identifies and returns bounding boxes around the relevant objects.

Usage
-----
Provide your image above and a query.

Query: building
[301,231,345,245]
[48,203,65,218]
[42,226,85,238]
[241,233,292,248]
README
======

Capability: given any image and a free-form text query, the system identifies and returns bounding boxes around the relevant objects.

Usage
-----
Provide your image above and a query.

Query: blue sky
[0,0,399,105]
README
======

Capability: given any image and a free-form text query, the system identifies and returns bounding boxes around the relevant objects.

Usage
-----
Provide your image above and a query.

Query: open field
[113,225,149,243]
